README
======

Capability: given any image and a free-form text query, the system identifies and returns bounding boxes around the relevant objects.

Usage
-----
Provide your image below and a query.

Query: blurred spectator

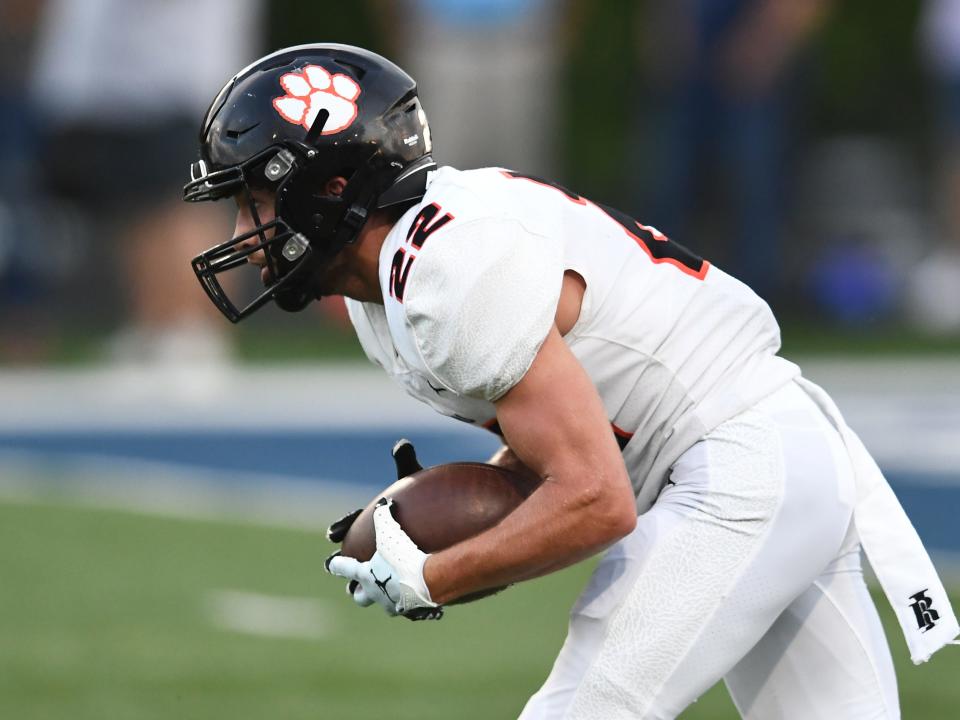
[796,137,926,326]
[28,0,263,365]
[370,0,585,179]
[0,1,47,360]
[909,0,960,333]
[634,0,830,306]
[0,1,42,200]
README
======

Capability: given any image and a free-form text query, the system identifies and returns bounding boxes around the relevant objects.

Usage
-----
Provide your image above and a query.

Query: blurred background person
[27,0,263,366]
[369,0,585,180]
[0,1,41,200]
[0,0,48,360]
[909,0,960,333]
[633,0,831,308]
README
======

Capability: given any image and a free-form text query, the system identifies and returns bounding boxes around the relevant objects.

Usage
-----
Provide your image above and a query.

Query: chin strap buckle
[343,205,368,232]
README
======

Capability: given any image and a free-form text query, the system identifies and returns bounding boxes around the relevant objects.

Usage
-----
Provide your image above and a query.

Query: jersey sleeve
[404,217,564,401]
[344,297,386,370]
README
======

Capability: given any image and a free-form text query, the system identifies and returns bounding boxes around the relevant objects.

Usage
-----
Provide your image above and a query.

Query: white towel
[796,376,959,664]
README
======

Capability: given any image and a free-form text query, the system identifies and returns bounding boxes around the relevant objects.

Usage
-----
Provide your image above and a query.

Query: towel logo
[909,589,940,632]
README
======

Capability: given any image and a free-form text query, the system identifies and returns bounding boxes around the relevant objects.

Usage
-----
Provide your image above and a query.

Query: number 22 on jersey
[389,203,455,301]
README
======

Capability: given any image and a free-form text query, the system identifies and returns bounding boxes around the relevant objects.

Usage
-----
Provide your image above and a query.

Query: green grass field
[2,499,958,719]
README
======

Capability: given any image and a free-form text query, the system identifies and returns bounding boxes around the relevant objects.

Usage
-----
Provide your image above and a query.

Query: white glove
[325,498,443,620]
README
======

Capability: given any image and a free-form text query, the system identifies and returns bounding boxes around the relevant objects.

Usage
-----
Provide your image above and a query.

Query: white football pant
[519,381,899,719]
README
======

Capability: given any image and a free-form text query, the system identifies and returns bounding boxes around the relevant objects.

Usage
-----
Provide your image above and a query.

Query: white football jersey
[347,167,799,512]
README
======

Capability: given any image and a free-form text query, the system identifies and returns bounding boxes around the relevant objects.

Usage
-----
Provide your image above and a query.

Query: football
[339,461,541,602]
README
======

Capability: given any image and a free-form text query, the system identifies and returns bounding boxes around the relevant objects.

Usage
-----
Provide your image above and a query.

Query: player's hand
[326,498,443,621]
[323,439,424,597]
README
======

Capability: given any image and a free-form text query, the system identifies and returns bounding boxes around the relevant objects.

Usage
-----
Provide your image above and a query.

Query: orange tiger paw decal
[272,64,360,134]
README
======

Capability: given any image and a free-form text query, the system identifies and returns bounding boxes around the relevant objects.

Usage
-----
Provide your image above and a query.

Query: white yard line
[0,363,454,431]
[205,589,334,640]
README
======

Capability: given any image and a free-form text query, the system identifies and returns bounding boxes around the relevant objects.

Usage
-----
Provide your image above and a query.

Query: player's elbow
[603,492,638,541]
[575,480,637,544]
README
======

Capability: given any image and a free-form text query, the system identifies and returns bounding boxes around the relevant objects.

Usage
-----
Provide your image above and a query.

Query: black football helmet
[183,44,435,322]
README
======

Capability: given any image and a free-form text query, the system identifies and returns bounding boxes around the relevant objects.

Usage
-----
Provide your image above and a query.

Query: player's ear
[324,176,349,197]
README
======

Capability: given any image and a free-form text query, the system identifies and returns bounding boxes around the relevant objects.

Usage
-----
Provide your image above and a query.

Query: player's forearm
[423,467,636,604]
[424,326,636,604]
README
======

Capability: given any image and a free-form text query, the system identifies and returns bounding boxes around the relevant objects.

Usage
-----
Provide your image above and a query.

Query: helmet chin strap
[300,186,379,305]
[275,160,422,308]
[269,191,374,310]
[272,258,317,311]
[274,287,314,312]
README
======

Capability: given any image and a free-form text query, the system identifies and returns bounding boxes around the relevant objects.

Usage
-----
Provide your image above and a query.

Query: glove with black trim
[326,497,442,620]
[324,439,434,615]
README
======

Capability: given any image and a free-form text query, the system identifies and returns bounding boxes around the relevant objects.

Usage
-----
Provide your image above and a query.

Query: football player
[184,44,957,719]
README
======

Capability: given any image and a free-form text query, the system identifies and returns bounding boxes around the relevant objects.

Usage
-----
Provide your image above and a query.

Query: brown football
[339,462,541,603]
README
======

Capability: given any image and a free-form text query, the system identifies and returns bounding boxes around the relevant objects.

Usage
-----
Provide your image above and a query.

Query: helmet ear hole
[324,176,349,197]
